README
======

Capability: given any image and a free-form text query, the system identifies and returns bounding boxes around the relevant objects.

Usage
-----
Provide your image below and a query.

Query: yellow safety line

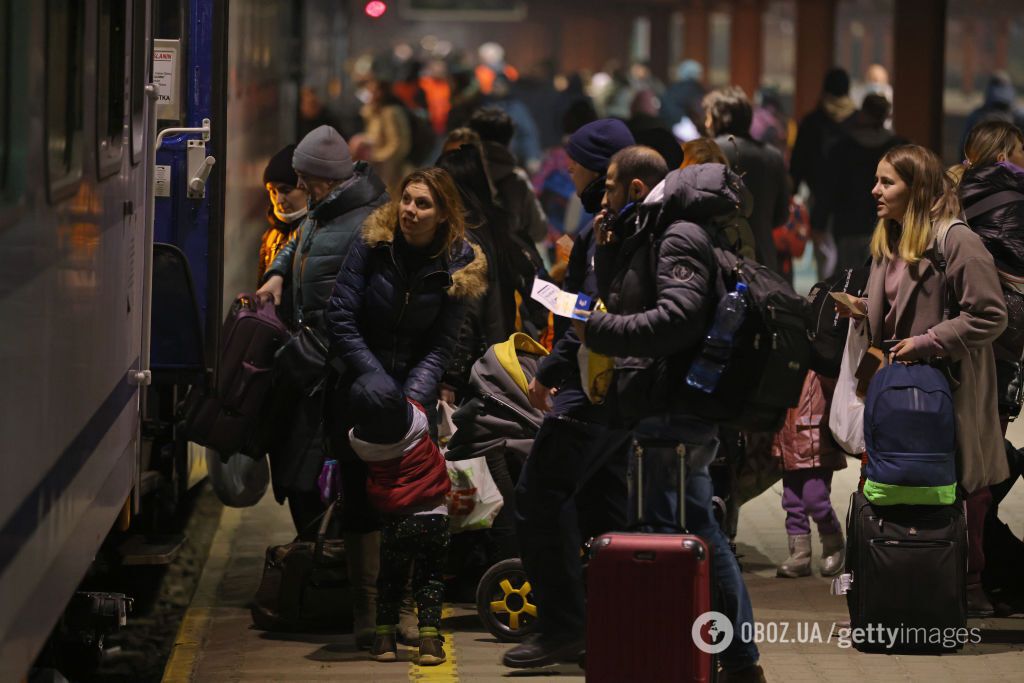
[408,605,458,681]
[161,505,239,683]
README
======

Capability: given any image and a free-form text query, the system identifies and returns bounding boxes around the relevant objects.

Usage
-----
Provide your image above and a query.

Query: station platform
[162,444,1024,682]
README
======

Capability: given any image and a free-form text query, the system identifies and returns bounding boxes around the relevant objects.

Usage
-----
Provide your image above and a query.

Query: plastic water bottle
[685,282,749,393]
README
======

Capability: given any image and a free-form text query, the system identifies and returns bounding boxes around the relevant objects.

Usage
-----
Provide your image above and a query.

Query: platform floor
[163,428,1024,683]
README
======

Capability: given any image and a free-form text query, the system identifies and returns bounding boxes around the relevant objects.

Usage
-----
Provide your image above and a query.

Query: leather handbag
[274,324,334,394]
[250,501,353,632]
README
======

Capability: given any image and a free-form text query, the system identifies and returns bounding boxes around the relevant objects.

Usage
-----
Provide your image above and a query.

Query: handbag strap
[312,499,337,564]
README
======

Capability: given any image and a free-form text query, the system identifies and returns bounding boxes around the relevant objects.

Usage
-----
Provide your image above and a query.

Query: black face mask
[580,174,607,214]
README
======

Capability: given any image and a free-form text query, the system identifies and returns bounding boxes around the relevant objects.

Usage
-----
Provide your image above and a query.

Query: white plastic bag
[445,456,504,533]
[206,450,270,508]
[829,322,868,454]
[437,399,457,447]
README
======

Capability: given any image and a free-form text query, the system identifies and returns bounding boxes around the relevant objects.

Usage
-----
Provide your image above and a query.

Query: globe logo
[691,611,734,654]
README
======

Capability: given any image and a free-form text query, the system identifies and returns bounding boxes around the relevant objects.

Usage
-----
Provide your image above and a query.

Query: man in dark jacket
[503,120,636,669]
[469,107,548,245]
[577,164,764,683]
[257,125,388,326]
[790,68,857,279]
[704,87,789,275]
[814,94,903,270]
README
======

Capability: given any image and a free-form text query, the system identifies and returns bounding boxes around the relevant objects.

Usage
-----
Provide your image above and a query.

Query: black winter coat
[586,166,731,424]
[265,162,388,329]
[715,134,789,274]
[814,124,903,238]
[960,162,1024,277]
[326,203,489,405]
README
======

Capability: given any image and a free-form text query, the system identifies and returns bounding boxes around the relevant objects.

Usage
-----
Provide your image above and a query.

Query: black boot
[501,633,585,668]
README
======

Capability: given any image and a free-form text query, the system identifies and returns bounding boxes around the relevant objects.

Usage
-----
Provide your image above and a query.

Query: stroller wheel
[475,558,539,642]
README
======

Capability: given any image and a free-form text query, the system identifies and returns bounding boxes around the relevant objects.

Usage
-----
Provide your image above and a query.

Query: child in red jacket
[348,373,451,666]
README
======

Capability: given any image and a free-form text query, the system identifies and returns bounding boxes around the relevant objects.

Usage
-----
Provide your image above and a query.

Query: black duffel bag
[250,501,353,632]
[806,265,869,379]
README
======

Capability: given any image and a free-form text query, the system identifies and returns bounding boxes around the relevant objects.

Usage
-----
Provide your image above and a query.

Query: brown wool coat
[865,219,1009,493]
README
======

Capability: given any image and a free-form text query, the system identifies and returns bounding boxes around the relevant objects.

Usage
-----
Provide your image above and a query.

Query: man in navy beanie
[503,120,635,669]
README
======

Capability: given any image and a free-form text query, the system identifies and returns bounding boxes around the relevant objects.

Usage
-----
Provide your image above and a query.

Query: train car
[0,1,300,678]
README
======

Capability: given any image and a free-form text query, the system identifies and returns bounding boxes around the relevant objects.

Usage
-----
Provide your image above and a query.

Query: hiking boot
[370,632,397,662]
[777,533,812,578]
[967,582,995,618]
[502,633,585,668]
[418,636,446,666]
[720,664,767,683]
[819,531,845,577]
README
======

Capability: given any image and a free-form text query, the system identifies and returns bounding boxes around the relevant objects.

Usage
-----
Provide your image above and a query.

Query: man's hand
[528,377,555,412]
[256,274,284,306]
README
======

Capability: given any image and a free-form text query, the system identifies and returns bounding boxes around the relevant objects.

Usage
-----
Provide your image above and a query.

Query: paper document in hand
[530,278,594,320]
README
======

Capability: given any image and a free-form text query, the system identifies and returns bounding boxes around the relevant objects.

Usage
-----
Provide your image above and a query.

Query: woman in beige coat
[359,80,412,195]
[838,144,1008,617]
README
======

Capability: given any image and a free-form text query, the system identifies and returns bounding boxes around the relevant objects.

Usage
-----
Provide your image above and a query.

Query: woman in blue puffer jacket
[324,167,487,647]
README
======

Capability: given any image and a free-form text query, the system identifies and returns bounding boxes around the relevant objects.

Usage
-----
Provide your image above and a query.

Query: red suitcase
[585,440,714,683]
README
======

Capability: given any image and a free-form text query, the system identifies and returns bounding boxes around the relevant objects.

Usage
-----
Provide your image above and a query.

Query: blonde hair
[398,168,467,258]
[963,121,1024,170]
[868,145,961,264]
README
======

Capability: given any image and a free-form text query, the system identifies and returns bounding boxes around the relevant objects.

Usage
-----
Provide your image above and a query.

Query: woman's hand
[834,294,867,320]
[256,274,284,306]
[890,337,921,362]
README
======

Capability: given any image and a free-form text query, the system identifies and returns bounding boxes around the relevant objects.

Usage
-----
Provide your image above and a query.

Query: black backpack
[681,234,812,432]
[806,266,870,378]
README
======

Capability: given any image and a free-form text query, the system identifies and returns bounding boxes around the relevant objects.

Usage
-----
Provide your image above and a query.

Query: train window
[45,0,85,202]
[130,0,146,165]
[97,0,127,179]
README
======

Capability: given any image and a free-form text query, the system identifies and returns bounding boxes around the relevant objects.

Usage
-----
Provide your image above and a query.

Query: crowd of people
[244,43,1024,681]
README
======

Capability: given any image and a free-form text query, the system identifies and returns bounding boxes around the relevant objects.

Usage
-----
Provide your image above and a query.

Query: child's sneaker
[418,636,446,666]
[370,631,397,662]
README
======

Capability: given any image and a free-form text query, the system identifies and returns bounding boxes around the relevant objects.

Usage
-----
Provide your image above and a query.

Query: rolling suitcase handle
[632,439,687,533]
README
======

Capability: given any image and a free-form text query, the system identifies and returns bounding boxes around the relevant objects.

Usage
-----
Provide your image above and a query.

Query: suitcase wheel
[475,558,539,642]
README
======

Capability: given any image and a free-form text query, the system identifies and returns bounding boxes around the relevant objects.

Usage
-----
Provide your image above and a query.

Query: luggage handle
[629,439,687,533]
[312,500,338,565]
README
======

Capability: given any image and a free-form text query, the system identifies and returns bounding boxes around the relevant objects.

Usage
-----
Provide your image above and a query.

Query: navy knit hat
[262,144,298,186]
[349,373,413,444]
[565,119,636,173]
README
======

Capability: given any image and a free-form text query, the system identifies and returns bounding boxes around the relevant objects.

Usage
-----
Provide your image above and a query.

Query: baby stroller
[444,333,547,642]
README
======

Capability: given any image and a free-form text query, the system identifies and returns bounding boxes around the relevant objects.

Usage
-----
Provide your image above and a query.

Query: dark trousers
[515,388,631,637]
[377,514,450,631]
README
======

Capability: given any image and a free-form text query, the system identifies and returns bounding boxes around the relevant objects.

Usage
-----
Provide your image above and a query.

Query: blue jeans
[631,414,760,672]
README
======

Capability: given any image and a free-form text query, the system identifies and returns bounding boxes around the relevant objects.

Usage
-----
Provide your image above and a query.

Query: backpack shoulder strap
[933,218,970,271]
[964,190,1024,223]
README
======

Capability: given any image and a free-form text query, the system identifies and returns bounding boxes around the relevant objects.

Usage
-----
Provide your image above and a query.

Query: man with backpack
[575,156,766,683]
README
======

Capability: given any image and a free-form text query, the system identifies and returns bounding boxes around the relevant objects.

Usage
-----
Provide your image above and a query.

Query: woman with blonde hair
[324,167,488,656]
[838,143,1008,617]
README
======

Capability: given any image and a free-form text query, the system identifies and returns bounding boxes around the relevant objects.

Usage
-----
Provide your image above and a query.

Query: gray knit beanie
[292,125,354,180]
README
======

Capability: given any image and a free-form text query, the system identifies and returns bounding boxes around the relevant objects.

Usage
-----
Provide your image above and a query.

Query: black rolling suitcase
[836,491,967,651]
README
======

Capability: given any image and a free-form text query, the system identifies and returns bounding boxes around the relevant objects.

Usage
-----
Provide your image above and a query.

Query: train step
[117,534,185,566]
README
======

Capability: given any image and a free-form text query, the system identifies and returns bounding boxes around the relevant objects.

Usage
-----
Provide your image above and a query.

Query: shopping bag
[829,322,868,454]
[437,399,458,447]
[445,455,504,533]
[206,450,270,508]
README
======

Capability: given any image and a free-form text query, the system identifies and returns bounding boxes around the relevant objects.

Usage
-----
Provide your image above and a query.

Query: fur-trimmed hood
[361,203,489,300]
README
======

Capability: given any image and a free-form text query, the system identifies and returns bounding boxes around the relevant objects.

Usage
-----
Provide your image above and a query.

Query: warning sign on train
[153,39,180,120]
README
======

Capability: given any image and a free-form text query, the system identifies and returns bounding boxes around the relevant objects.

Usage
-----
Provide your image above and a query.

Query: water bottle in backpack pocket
[863,361,958,506]
[685,282,748,393]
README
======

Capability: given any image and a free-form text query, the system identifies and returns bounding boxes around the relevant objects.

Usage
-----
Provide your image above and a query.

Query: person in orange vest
[475,42,518,96]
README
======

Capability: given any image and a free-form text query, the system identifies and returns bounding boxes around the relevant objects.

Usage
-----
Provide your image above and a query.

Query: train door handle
[187,145,216,199]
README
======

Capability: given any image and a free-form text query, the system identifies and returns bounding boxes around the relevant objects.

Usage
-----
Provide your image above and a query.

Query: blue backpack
[863,362,957,505]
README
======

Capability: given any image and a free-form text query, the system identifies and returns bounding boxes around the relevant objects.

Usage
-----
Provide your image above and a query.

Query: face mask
[274,205,308,223]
